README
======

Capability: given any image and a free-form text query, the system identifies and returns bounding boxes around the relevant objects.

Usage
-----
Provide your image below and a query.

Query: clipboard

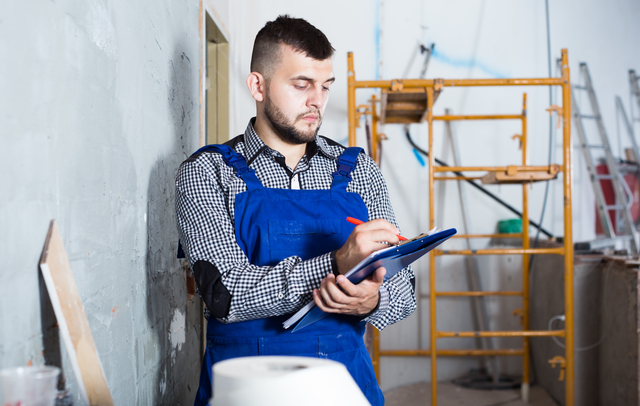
[283,227,457,332]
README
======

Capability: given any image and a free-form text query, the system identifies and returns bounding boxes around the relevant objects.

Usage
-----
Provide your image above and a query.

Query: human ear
[246,72,266,103]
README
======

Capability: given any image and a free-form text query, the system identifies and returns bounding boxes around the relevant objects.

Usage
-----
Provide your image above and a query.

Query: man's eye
[294,84,307,90]
[322,86,330,92]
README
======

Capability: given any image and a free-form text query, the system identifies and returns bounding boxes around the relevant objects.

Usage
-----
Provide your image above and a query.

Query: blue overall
[192,144,384,406]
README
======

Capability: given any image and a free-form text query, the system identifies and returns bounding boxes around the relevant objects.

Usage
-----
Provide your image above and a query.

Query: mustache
[297,110,322,121]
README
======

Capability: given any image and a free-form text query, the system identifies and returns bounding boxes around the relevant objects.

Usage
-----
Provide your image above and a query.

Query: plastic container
[498,218,523,234]
[0,366,60,406]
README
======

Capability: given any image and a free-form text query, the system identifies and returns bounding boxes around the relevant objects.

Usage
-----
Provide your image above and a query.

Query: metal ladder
[571,62,639,253]
[630,70,640,130]
[616,96,640,163]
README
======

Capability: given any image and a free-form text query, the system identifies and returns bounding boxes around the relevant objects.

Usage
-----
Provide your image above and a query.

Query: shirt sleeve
[175,157,332,323]
[354,155,417,331]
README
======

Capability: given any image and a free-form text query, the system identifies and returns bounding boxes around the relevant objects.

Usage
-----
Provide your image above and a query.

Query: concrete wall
[0,0,231,404]
[531,253,640,406]
[227,0,640,392]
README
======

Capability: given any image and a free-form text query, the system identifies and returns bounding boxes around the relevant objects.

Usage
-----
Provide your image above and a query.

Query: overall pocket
[268,219,341,263]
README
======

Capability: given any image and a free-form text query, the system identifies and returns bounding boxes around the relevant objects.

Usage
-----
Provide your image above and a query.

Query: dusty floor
[384,382,559,406]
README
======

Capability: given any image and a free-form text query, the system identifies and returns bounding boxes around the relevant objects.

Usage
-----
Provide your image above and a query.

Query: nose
[306,85,326,110]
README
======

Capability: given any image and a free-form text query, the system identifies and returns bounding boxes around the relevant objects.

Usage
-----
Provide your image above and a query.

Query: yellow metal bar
[451,233,523,239]
[437,330,565,338]
[369,98,381,384]
[434,165,553,173]
[436,291,522,297]
[371,94,379,162]
[433,114,523,121]
[379,349,525,357]
[427,85,437,406]
[435,248,565,256]
[561,48,575,406]
[434,176,483,181]
[370,109,381,382]
[352,78,565,89]
[350,52,383,385]
[372,328,380,382]
[521,93,531,390]
[347,52,356,147]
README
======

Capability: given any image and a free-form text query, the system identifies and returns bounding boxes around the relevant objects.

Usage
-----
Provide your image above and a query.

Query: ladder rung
[596,174,614,179]
[573,85,589,90]
[436,291,522,297]
[587,144,606,149]
[378,349,525,357]
[605,204,625,210]
[437,330,565,338]
[579,114,599,119]
[435,247,565,256]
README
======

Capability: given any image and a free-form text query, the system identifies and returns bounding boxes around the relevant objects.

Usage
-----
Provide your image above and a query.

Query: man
[176,15,416,406]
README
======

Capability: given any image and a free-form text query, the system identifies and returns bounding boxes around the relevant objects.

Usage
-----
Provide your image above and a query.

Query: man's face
[262,45,335,144]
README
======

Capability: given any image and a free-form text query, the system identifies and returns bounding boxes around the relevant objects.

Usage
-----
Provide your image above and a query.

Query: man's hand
[334,218,400,275]
[314,218,397,315]
[313,267,386,315]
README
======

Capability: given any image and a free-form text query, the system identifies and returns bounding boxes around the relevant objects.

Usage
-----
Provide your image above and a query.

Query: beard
[264,95,323,145]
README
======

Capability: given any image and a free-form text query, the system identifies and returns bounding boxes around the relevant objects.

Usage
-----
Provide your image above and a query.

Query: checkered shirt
[175,119,416,331]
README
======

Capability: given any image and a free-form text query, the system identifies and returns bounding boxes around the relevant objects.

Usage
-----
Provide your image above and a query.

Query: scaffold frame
[347,49,574,406]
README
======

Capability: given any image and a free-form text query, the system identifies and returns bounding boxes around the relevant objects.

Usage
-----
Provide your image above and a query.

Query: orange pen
[346,217,408,241]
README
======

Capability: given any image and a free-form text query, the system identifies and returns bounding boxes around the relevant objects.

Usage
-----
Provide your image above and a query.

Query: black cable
[404,126,554,238]
[527,0,556,387]
[531,0,555,251]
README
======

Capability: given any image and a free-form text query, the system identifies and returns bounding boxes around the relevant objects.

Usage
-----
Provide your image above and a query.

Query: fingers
[313,268,386,316]
[356,218,400,235]
[350,228,398,251]
[335,219,401,274]
[370,267,387,284]
[313,275,347,313]
[319,275,346,307]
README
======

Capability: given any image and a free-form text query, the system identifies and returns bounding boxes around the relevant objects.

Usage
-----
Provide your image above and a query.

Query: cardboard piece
[39,220,114,406]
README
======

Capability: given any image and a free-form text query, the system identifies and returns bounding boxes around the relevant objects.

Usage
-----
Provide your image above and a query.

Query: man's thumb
[373,267,387,283]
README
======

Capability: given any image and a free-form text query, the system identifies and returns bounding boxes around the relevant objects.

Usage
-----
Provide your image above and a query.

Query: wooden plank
[39,220,114,406]
[481,165,560,184]
[385,101,427,112]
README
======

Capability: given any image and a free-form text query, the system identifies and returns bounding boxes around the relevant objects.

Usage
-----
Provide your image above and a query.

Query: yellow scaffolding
[347,49,574,405]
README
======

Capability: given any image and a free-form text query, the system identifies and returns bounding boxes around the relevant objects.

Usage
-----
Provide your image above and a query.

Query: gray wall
[0,0,205,404]
[531,251,640,406]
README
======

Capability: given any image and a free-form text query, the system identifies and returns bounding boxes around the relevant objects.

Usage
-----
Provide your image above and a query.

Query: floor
[384,382,559,406]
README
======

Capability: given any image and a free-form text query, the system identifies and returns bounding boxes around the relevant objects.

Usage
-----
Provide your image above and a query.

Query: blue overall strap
[177,144,262,259]
[191,144,262,191]
[331,147,364,191]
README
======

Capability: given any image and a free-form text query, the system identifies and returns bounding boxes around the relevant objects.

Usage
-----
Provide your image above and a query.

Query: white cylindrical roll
[210,356,370,406]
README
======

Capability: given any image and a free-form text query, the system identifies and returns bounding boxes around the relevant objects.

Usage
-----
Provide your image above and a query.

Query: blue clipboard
[283,227,457,332]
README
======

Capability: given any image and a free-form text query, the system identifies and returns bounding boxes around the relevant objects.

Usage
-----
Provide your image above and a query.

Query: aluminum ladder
[630,70,640,130]
[571,62,638,253]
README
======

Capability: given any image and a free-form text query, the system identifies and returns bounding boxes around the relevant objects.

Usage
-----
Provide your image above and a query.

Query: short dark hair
[250,15,335,77]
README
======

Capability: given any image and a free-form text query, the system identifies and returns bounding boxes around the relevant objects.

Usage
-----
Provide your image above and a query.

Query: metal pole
[521,93,531,402]
[561,48,575,406]
[347,52,357,147]
[427,85,438,406]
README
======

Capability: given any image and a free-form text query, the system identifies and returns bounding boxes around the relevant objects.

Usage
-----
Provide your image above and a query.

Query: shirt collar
[243,118,338,163]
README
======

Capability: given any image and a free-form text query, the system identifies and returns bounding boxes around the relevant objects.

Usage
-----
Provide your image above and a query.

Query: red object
[346,217,408,241]
[594,163,640,235]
